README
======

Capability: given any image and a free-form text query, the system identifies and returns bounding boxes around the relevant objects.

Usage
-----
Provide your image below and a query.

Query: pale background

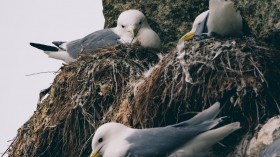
[0,0,104,155]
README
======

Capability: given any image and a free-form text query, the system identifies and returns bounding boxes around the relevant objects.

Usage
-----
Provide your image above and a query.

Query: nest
[118,38,280,129]
[8,37,280,157]
[8,45,160,157]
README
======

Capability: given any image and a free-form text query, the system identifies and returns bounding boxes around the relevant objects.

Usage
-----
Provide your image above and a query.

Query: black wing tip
[52,41,66,47]
[30,42,59,51]
[30,42,43,48]
[30,42,38,46]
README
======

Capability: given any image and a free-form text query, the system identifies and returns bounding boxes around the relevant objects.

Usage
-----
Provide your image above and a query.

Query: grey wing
[259,138,280,157]
[80,28,120,51]
[125,120,220,157]
[66,39,83,58]
[66,28,120,59]
[172,102,221,127]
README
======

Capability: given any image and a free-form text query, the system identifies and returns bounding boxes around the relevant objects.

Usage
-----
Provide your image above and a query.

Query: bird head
[117,9,149,38]
[89,122,128,157]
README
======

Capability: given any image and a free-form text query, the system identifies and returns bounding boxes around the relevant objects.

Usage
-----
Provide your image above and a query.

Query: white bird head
[117,9,150,38]
[179,10,209,41]
[89,122,129,157]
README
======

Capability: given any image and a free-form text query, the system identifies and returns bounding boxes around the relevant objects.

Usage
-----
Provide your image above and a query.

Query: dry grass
[8,37,280,157]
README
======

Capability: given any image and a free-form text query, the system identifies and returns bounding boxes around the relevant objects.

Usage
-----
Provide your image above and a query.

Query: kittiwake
[89,102,241,157]
[180,0,243,41]
[30,9,161,63]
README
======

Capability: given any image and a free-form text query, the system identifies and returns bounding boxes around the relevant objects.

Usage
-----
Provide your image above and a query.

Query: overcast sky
[0,0,104,155]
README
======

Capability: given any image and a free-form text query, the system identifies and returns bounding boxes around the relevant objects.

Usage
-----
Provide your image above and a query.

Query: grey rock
[246,116,280,157]
[102,0,208,50]
[231,0,280,48]
[103,0,280,49]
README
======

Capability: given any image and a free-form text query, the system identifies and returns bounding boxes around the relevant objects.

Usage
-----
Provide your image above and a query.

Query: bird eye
[121,25,125,28]
[139,21,142,25]
[98,138,103,143]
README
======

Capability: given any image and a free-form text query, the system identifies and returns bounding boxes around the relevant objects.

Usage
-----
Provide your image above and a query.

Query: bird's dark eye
[98,138,103,143]
[122,25,125,28]
[139,21,142,25]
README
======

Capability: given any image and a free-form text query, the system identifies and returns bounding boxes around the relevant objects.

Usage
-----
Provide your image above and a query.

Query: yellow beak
[130,28,135,37]
[89,151,99,157]
[180,31,195,41]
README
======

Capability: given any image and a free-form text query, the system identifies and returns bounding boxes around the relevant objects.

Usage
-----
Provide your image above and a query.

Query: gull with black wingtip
[30,9,161,63]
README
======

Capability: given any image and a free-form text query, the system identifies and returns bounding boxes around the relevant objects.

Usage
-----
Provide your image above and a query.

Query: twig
[252,45,270,51]
[249,58,267,86]
[167,68,175,108]
[225,67,254,73]
[112,64,118,94]
[220,57,229,77]
[130,36,136,46]
[271,96,280,113]
[78,134,94,157]
[1,136,18,157]
[25,71,57,76]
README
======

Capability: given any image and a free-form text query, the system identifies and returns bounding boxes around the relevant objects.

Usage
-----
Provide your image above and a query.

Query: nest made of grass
[121,37,280,156]
[9,37,280,157]
[8,45,160,157]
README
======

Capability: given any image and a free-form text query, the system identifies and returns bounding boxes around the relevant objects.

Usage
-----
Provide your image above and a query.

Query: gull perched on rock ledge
[30,9,161,63]
[89,102,240,157]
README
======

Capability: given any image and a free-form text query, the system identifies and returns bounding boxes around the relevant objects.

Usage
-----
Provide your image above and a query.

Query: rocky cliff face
[103,0,209,50]
[7,0,280,157]
[232,0,280,48]
[103,0,280,49]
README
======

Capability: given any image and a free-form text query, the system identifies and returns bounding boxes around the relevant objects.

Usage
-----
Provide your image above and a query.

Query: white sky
[0,0,104,155]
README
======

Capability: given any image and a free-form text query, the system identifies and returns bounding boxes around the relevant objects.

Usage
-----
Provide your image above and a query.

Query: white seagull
[180,0,243,41]
[30,9,161,63]
[89,102,241,157]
